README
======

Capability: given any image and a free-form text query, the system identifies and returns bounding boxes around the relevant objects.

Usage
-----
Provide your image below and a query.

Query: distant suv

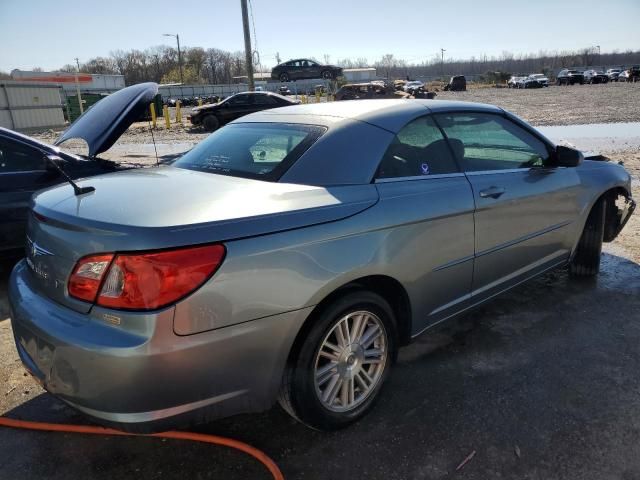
[271,59,343,82]
[606,68,621,81]
[443,75,467,91]
[521,74,549,88]
[556,69,585,85]
[507,75,526,88]
[583,70,609,84]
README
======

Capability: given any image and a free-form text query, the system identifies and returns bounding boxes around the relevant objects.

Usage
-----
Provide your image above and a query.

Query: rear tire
[570,198,606,277]
[202,115,219,132]
[278,290,397,431]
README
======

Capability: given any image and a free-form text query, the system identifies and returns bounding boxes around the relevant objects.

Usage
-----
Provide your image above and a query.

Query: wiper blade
[45,155,95,196]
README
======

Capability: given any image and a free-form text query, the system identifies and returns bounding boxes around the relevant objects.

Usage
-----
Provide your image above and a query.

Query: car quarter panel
[173,176,476,336]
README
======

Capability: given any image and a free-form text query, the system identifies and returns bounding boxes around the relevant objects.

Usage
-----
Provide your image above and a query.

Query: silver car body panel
[9,99,634,429]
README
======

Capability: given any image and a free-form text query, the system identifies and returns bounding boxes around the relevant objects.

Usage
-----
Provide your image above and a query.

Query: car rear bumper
[8,260,310,432]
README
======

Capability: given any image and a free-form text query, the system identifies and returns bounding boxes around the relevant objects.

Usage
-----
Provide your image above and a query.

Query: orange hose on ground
[0,416,284,480]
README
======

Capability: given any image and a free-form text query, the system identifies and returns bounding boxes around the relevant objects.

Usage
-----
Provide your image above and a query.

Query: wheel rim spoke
[360,324,382,349]
[316,362,338,386]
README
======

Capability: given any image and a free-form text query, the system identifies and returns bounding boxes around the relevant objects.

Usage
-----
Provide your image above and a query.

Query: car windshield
[531,74,544,78]
[174,123,326,181]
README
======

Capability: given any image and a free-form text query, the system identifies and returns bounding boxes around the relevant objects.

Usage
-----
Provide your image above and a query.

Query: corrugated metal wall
[0,82,66,131]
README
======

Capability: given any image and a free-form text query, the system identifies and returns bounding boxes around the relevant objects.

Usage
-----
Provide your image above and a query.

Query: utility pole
[240,0,255,91]
[162,33,183,84]
[74,57,84,115]
[440,48,446,78]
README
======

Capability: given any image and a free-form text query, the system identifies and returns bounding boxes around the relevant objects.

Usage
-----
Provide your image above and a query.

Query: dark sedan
[188,91,300,131]
[0,127,118,257]
[556,69,585,85]
[271,59,343,82]
[583,70,609,84]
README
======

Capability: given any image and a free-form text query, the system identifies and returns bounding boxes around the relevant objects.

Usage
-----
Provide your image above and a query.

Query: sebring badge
[26,236,54,280]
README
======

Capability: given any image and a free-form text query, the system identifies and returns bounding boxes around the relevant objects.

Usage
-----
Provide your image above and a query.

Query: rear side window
[174,123,326,181]
[434,113,550,171]
[376,116,459,179]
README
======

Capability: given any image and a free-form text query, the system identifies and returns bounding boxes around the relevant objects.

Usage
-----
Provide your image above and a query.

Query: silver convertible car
[9,83,635,432]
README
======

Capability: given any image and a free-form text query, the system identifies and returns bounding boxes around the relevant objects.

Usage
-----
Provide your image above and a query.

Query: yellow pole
[163,105,170,129]
[150,103,157,129]
[198,98,203,106]
[176,100,182,124]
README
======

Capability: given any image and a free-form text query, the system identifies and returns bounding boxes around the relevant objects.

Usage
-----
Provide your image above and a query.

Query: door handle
[479,186,506,199]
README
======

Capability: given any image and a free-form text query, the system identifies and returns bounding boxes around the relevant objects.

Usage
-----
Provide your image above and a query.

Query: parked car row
[165,95,221,107]
[508,74,550,88]
[5,82,635,435]
[507,67,639,88]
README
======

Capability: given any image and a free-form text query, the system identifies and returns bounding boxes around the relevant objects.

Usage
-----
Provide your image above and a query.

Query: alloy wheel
[313,310,388,412]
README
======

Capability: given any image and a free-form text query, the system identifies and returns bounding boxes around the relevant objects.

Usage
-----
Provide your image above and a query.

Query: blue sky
[1,0,639,72]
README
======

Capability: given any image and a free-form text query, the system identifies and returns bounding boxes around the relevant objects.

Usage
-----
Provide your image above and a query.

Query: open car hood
[55,82,158,157]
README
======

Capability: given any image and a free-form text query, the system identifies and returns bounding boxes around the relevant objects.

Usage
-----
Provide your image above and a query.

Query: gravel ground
[436,82,640,126]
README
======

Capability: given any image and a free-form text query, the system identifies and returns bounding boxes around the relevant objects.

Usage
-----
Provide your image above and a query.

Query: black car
[556,69,585,85]
[188,91,300,132]
[583,70,609,84]
[0,129,119,257]
[270,59,343,82]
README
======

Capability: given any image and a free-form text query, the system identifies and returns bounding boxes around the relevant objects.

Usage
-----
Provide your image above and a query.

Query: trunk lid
[27,167,378,313]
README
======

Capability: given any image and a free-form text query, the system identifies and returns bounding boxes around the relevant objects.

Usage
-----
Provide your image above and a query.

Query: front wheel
[321,70,334,80]
[570,198,606,277]
[279,72,290,82]
[202,115,219,132]
[278,291,396,430]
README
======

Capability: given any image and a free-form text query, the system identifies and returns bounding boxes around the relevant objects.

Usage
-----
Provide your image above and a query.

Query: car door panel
[467,167,581,298]
[435,112,583,300]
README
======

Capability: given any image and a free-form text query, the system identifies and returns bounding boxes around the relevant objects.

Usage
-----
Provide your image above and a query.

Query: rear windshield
[174,123,325,181]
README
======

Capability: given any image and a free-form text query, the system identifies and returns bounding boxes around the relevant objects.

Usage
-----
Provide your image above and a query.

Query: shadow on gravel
[1,253,640,479]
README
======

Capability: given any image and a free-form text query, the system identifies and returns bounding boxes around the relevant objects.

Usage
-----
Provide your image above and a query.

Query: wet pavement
[537,122,640,154]
[1,243,639,479]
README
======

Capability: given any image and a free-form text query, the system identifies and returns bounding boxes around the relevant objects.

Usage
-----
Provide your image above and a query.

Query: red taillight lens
[68,254,115,302]
[68,245,225,311]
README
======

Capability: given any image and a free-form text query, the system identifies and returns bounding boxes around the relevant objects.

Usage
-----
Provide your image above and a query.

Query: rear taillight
[68,245,225,310]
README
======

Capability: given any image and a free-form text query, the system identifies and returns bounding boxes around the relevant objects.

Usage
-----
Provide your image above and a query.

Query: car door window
[434,113,550,172]
[228,94,251,106]
[0,138,46,173]
[376,116,460,179]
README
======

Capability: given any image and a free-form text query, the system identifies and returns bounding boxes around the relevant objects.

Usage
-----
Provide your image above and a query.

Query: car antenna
[148,119,159,167]
[45,155,95,196]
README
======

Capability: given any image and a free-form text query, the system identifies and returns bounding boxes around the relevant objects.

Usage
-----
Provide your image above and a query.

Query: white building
[10,70,125,94]
[343,68,377,82]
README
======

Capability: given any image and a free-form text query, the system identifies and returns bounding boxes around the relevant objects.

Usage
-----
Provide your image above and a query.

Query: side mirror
[553,145,583,167]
